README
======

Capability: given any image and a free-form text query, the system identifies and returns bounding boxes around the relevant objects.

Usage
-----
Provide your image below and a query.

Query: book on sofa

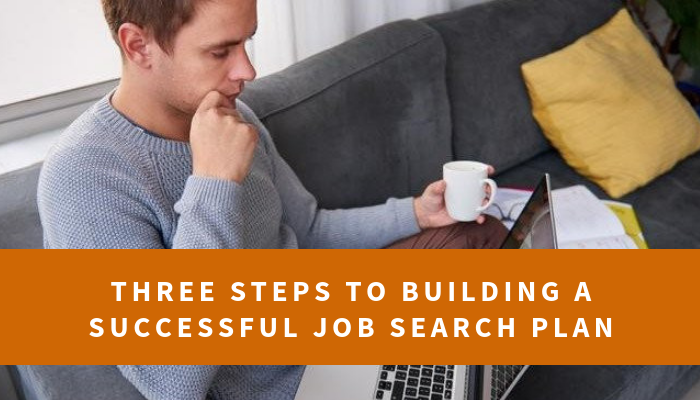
[486,185,647,249]
[601,200,648,249]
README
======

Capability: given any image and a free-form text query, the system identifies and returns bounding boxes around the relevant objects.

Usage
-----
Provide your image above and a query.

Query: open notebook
[551,186,638,249]
[486,185,646,249]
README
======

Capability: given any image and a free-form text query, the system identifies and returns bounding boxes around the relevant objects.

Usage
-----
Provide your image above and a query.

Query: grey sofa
[4,0,700,398]
[237,0,700,249]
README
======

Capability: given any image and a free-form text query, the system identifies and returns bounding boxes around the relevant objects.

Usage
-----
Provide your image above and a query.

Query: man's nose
[228,49,257,83]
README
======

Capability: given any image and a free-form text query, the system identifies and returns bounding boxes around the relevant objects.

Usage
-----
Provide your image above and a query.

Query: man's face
[150,0,258,116]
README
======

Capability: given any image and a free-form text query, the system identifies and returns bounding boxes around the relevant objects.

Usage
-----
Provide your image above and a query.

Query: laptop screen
[500,174,557,249]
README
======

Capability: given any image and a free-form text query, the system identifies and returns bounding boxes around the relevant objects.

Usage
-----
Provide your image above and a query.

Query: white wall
[0,1,121,106]
[0,0,492,106]
[253,0,493,76]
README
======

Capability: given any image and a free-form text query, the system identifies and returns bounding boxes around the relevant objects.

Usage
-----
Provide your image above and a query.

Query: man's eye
[212,50,229,59]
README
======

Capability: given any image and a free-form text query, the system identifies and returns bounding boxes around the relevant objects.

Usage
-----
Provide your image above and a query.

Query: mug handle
[476,179,498,213]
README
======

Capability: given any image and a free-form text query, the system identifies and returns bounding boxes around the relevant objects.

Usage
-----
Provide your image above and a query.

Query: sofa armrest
[1,366,21,400]
[509,365,700,400]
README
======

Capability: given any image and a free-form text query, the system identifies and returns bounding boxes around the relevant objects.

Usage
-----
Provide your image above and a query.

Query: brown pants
[386,215,508,249]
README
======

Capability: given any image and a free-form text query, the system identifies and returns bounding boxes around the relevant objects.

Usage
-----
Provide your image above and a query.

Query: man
[37,0,506,249]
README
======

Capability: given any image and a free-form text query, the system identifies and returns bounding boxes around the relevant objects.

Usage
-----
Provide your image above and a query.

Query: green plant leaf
[679,25,700,67]
[658,0,700,27]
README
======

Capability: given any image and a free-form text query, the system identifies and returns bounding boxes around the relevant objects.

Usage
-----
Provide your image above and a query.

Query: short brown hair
[101,0,208,54]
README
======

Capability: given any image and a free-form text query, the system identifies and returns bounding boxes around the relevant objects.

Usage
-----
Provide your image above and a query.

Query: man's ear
[117,23,155,68]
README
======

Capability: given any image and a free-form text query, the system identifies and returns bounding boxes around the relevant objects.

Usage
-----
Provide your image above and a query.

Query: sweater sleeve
[172,176,250,249]
[38,145,247,249]
[236,103,421,249]
[118,365,220,400]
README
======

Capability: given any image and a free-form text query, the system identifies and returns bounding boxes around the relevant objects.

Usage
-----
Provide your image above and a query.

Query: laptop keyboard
[490,365,525,400]
[375,365,455,400]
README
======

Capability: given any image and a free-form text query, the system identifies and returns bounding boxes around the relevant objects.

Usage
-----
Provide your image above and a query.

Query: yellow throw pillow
[521,9,700,198]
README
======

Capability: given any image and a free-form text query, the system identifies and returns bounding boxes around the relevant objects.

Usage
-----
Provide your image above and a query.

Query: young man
[37,0,507,249]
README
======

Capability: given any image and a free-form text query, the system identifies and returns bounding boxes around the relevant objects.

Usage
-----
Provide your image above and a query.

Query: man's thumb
[429,180,447,196]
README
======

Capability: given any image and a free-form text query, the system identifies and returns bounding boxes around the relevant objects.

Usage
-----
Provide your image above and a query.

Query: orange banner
[0,250,698,365]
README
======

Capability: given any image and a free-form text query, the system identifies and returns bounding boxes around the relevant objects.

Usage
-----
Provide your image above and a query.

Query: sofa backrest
[422,0,622,173]
[241,20,453,209]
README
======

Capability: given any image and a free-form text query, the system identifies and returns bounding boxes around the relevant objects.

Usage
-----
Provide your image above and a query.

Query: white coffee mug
[443,161,498,222]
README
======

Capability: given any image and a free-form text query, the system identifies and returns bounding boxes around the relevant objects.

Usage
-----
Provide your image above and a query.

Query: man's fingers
[218,107,244,119]
[197,91,232,114]
[487,165,496,176]
[476,215,486,225]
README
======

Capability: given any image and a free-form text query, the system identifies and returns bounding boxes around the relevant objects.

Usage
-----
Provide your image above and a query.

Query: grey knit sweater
[118,365,305,400]
[38,94,420,249]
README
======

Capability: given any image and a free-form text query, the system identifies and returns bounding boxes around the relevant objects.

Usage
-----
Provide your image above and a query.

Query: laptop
[294,365,529,400]
[500,174,558,249]
[294,177,551,400]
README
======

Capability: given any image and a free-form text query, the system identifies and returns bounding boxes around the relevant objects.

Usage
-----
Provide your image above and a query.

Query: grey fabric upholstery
[421,0,622,172]
[241,20,452,209]
[0,164,43,249]
[509,365,700,400]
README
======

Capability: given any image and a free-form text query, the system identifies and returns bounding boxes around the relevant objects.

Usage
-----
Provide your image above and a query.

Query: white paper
[552,186,626,244]
[487,185,639,249]
[559,235,638,249]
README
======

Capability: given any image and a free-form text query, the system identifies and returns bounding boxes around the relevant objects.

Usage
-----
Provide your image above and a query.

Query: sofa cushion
[495,150,700,249]
[422,0,621,172]
[509,365,700,400]
[0,164,43,249]
[241,20,452,209]
[521,9,700,199]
